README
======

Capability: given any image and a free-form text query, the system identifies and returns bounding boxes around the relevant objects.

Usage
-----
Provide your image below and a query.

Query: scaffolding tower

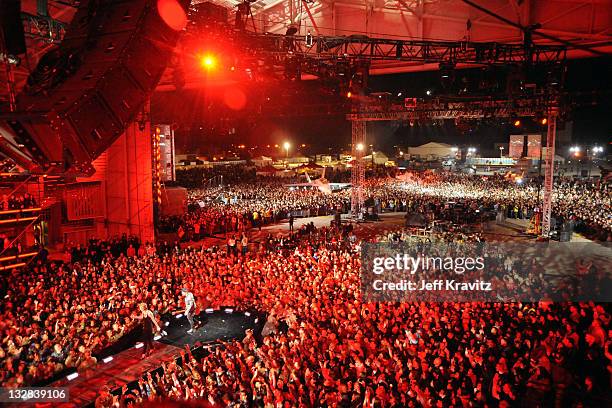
[350,121,366,218]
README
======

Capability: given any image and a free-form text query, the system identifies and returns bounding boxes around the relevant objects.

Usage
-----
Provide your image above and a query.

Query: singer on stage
[137,303,161,358]
[182,288,196,334]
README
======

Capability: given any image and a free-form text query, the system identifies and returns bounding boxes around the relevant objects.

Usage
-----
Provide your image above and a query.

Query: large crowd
[164,169,610,242]
[160,182,347,239]
[0,168,610,407]
[0,222,609,407]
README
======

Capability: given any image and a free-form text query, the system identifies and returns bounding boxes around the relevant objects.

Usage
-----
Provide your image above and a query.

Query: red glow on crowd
[157,0,187,31]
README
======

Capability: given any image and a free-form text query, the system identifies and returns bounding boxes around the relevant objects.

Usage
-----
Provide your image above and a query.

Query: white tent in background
[407,142,455,160]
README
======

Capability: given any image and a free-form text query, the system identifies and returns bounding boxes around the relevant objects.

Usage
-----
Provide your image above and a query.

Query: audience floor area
[7,311,262,408]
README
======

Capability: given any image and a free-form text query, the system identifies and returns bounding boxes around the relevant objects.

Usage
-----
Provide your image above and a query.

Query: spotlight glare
[541,118,548,125]
[200,54,216,70]
[513,120,521,127]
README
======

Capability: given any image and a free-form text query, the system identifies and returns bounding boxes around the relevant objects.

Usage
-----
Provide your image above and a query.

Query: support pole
[540,107,557,239]
[351,121,366,218]
[302,0,320,35]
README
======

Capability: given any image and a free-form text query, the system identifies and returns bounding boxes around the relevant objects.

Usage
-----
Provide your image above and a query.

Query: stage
[7,310,263,408]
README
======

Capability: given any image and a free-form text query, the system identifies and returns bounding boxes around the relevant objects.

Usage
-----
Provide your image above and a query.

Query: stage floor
[161,309,260,347]
[8,311,261,408]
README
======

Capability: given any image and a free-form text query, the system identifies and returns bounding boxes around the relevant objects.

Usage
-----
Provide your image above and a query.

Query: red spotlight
[200,54,216,70]
[541,118,548,125]
[157,0,187,31]
[513,119,521,127]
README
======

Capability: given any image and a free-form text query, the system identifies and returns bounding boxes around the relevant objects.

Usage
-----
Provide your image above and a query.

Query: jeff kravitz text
[372,279,492,292]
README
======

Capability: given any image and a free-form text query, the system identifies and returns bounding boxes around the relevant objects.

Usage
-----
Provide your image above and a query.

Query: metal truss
[541,108,558,239]
[347,96,558,121]
[241,32,567,66]
[350,120,366,218]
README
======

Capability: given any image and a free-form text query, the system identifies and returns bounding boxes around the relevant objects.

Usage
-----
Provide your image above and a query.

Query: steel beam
[240,32,567,66]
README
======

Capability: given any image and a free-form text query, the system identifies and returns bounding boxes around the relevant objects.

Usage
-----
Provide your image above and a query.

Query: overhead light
[102,356,114,363]
[67,372,79,381]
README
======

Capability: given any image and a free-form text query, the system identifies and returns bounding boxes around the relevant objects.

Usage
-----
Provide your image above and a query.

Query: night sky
[152,57,611,155]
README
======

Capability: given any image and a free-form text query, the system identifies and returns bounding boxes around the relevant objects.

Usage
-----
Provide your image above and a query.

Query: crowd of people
[164,168,610,242]
[0,192,38,212]
[0,167,609,407]
[160,182,348,239]
[0,220,609,407]
[107,224,611,407]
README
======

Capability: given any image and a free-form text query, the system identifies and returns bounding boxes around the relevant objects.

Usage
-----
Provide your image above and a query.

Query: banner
[527,134,542,158]
[156,125,176,182]
[64,182,104,220]
[509,135,524,158]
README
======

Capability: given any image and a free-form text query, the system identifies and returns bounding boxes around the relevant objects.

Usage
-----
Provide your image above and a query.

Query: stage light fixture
[347,91,352,98]
[285,24,298,36]
[540,118,547,125]
[513,119,521,127]
[157,0,187,31]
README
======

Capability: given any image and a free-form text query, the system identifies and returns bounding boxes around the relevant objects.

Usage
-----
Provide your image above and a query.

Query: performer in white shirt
[181,288,196,334]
